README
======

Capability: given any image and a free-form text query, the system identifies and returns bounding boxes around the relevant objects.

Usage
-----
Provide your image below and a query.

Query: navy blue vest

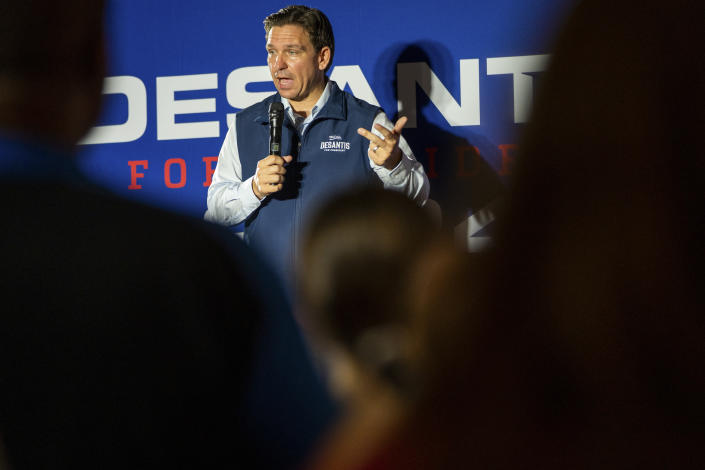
[236,82,381,290]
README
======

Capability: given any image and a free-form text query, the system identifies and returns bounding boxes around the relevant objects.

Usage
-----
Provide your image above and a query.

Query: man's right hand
[252,154,293,200]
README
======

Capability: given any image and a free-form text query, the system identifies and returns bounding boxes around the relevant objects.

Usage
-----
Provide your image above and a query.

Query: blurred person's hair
[0,0,105,146]
[406,245,486,393]
[0,0,104,79]
[299,186,437,394]
[376,0,705,468]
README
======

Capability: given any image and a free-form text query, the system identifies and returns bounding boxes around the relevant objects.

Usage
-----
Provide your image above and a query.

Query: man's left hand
[357,116,408,170]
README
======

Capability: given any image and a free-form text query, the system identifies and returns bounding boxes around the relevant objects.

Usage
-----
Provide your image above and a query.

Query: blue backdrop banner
[78,0,576,246]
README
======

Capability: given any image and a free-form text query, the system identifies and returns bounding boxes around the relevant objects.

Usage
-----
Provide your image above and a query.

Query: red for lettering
[424,147,439,179]
[128,160,148,190]
[456,145,481,177]
[498,144,518,176]
[203,156,218,187]
[164,158,187,188]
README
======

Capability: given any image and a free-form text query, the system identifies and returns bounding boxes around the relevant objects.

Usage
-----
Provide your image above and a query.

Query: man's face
[266,24,329,105]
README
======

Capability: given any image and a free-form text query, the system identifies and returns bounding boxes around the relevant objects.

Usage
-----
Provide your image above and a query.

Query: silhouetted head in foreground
[479,0,705,464]
[299,186,438,401]
[0,0,105,148]
[298,186,445,470]
[0,2,264,468]
[371,0,705,468]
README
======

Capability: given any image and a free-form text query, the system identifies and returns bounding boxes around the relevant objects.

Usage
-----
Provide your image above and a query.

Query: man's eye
[288,50,298,56]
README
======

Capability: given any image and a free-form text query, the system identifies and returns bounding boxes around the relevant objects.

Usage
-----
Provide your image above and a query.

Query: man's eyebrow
[266,43,306,50]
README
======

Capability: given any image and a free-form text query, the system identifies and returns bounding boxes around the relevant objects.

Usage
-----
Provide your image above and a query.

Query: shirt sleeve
[368,111,430,206]
[204,114,263,226]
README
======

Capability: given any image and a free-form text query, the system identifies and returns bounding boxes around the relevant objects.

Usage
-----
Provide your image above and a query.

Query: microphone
[269,102,284,156]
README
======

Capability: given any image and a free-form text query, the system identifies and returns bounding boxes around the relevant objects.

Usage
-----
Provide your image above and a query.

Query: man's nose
[273,54,287,70]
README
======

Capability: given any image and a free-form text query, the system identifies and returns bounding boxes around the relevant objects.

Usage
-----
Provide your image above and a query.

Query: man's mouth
[278,77,293,88]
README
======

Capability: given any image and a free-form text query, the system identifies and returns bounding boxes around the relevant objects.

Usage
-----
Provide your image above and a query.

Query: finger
[393,116,408,134]
[258,155,275,168]
[261,165,287,176]
[260,155,289,167]
[263,161,287,173]
[373,123,394,140]
[260,173,284,185]
[357,127,385,148]
[270,155,292,167]
[269,155,287,166]
[261,183,283,194]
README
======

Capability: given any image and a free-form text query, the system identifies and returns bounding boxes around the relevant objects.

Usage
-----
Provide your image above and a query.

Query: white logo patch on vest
[320,134,350,152]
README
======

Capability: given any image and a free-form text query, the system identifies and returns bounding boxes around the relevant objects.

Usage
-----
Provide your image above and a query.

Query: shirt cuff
[238,175,264,213]
[371,153,412,185]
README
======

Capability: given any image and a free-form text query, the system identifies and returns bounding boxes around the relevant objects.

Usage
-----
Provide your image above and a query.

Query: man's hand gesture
[357,116,408,170]
[252,154,293,200]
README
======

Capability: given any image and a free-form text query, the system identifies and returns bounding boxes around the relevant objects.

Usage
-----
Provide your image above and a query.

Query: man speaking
[205,5,429,290]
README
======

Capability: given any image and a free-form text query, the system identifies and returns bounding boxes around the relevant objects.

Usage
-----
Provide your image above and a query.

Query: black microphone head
[269,101,284,119]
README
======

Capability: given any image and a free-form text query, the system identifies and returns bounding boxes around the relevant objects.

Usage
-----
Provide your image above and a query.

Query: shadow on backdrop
[374,41,504,246]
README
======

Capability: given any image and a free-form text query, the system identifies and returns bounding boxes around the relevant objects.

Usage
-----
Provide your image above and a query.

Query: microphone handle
[269,120,282,156]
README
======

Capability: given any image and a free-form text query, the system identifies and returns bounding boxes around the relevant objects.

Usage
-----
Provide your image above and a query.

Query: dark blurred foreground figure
[296,187,441,470]
[344,0,705,468]
[0,1,333,468]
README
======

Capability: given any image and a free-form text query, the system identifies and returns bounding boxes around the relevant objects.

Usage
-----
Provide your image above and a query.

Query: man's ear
[317,46,331,71]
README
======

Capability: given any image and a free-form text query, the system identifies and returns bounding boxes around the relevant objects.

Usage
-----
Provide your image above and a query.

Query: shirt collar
[280,79,333,123]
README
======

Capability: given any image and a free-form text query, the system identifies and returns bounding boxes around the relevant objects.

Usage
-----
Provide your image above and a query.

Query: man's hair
[263,5,335,73]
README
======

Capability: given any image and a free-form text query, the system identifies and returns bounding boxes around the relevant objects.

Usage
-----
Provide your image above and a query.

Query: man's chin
[274,86,298,100]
